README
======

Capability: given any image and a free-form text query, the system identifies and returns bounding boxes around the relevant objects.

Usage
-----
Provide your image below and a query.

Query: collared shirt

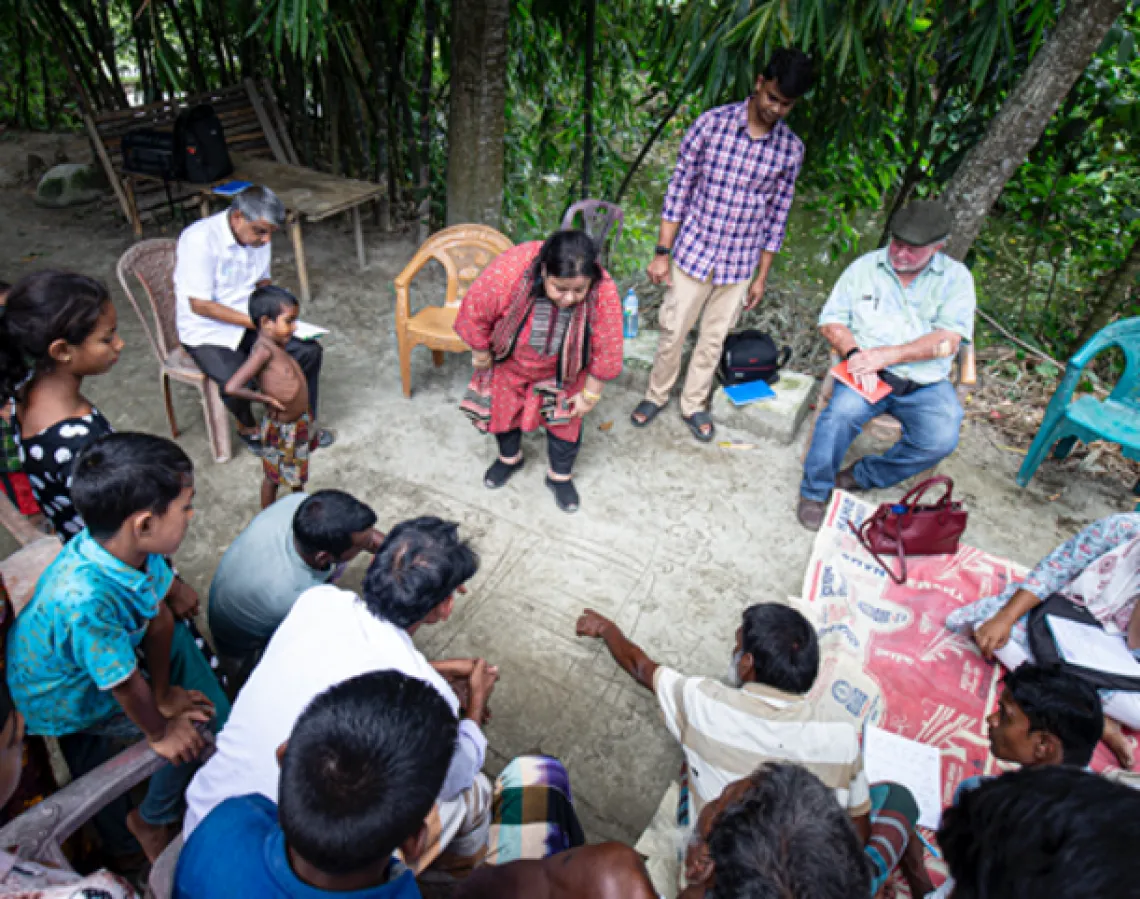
[184,586,487,837]
[7,530,173,736]
[175,794,421,899]
[174,209,272,350]
[662,101,804,285]
[818,248,976,384]
[208,493,334,656]
[653,667,871,819]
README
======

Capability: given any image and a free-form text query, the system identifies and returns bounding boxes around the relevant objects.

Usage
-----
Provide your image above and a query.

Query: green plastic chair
[1017,317,1140,504]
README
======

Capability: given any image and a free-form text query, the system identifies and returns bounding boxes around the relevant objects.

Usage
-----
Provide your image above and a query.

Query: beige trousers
[645,262,749,417]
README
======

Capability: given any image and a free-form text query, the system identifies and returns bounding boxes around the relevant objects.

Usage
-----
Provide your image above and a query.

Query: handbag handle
[852,514,908,585]
[777,345,792,369]
[897,475,955,511]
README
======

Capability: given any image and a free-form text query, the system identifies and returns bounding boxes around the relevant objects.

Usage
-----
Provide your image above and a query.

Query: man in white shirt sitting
[173,185,333,453]
[183,516,498,870]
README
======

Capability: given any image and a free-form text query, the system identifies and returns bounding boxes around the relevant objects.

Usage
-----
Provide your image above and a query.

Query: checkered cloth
[662,101,803,284]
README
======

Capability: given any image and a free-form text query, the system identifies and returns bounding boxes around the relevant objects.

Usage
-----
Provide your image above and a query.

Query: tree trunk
[1072,235,1140,350]
[40,49,55,129]
[95,0,129,107]
[942,0,1126,260]
[417,0,438,244]
[445,0,509,227]
[581,0,596,199]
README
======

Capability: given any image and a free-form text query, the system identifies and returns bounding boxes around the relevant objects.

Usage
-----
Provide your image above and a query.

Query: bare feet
[1103,717,1135,769]
[126,809,179,863]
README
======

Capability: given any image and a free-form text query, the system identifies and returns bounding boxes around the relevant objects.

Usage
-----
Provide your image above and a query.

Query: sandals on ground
[682,410,715,443]
[545,476,580,513]
[484,457,525,489]
[630,400,665,428]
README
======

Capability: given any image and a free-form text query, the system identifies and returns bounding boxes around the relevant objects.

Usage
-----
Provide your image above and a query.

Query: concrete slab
[710,371,819,445]
[0,186,1132,844]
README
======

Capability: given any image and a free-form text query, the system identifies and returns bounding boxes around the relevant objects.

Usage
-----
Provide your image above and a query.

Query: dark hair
[0,281,11,294]
[0,271,110,401]
[249,285,299,329]
[293,490,378,557]
[278,670,457,874]
[1003,664,1103,767]
[709,763,870,899]
[940,766,1140,899]
[70,432,194,540]
[740,603,819,694]
[361,516,477,629]
[761,48,815,99]
[532,230,602,297]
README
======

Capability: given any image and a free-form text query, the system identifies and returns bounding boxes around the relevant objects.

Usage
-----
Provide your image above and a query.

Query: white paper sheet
[863,724,942,829]
[293,321,329,341]
[1047,615,1140,678]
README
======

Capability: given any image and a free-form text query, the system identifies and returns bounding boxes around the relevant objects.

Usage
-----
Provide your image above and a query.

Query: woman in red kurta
[455,231,622,512]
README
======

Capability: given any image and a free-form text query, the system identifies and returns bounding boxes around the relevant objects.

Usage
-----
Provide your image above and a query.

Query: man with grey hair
[797,198,975,530]
[174,185,332,453]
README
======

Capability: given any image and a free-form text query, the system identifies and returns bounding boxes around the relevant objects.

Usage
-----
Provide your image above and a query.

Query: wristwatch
[654,245,671,256]
[844,347,861,360]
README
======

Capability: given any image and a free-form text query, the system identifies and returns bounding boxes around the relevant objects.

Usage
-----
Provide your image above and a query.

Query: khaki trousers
[645,262,749,417]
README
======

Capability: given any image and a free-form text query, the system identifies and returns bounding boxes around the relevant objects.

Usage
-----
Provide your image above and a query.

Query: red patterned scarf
[488,268,594,387]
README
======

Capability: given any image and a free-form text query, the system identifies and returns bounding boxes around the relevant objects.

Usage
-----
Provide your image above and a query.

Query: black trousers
[185,330,323,430]
[496,428,581,476]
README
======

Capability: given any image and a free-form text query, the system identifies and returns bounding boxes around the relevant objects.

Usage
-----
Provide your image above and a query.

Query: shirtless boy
[225,287,312,508]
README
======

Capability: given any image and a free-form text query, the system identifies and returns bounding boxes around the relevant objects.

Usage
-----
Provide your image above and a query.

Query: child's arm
[223,343,285,411]
[143,603,214,718]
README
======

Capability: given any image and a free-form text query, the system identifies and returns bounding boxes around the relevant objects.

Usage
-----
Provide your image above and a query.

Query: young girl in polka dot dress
[0,272,122,540]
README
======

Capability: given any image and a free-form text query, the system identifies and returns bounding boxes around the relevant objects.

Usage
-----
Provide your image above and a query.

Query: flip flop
[683,410,715,443]
[630,400,665,428]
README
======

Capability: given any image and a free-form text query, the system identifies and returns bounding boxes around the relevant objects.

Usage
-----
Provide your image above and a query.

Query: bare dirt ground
[0,130,1133,843]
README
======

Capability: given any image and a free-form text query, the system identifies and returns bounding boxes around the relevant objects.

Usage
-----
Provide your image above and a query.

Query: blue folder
[723,380,776,406]
[212,180,254,197]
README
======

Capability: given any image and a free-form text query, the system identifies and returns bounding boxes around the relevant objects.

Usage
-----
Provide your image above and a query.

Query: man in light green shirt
[798,199,976,530]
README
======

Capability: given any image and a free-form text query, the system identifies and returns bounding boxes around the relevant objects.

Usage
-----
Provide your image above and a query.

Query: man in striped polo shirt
[577,602,932,897]
[631,49,813,443]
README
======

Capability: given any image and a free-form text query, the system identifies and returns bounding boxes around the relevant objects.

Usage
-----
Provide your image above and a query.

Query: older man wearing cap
[797,199,976,530]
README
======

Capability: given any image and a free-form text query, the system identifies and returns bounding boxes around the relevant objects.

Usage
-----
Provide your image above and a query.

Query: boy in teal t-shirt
[7,432,230,862]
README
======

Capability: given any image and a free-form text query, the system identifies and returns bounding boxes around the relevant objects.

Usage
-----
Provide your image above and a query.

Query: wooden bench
[84,79,383,303]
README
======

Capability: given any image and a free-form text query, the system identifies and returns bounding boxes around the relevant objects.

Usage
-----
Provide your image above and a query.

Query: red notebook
[831,359,892,404]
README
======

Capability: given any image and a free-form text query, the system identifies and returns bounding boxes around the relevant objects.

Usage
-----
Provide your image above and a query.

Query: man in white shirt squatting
[184,516,498,872]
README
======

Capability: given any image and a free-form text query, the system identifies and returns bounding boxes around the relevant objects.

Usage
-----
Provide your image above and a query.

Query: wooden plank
[260,79,300,165]
[82,110,133,225]
[243,77,287,164]
[229,153,384,221]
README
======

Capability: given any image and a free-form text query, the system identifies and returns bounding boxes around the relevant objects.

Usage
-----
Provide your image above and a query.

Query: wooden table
[124,152,385,304]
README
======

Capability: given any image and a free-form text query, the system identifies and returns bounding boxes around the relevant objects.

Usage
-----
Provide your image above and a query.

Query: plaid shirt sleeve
[661,113,708,223]
[762,142,803,253]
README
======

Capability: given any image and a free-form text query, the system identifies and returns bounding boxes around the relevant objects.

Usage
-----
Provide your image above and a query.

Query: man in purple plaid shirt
[631,49,813,442]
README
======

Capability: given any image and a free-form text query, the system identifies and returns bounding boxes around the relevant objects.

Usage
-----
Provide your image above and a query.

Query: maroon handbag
[850,476,968,584]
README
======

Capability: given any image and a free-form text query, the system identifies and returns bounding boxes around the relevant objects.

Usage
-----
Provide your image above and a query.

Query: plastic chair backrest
[561,199,624,250]
[1069,316,1140,405]
[394,224,513,310]
[116,240,180,362]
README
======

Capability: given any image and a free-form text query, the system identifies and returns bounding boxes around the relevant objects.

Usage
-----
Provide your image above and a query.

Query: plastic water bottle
[623,288,639,339]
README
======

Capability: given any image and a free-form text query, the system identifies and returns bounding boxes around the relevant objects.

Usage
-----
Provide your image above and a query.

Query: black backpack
[173,104,233,183]
[121,128,176,178]
[717,330,792,385]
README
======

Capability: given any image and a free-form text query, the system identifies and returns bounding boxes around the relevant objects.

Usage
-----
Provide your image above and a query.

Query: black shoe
[545,476,580,513]
[484,457,525,489]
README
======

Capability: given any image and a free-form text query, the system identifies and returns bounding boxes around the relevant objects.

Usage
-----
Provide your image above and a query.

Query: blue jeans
[801,380,963,502]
